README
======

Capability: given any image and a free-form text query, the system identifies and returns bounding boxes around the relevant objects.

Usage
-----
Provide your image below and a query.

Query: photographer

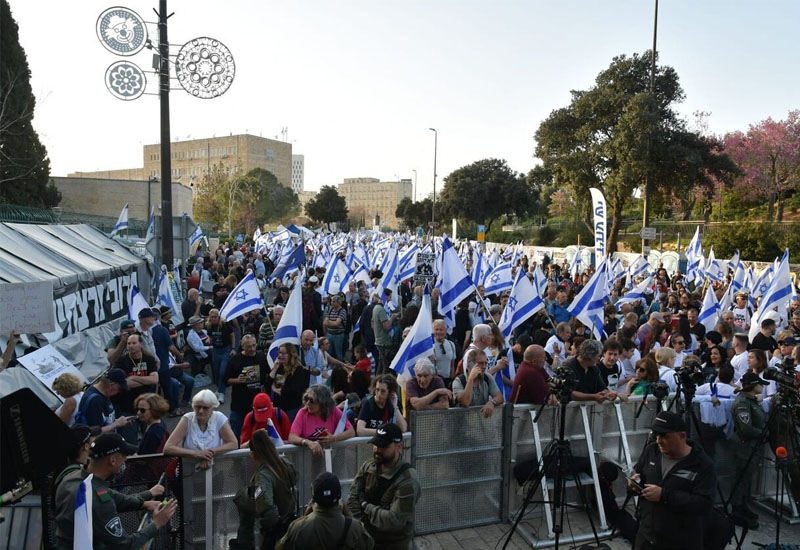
[561,340,620,404]
[731,372,768,529]
[629,411,715,550]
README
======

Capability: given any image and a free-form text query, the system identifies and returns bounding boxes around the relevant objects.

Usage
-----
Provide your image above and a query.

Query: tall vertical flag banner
[73,473,94,549]
[498,269,544,340]
[567,261,608,339]
[219,272,264,322]
[390,286,435,385]
[110,203,129,237]
[697,285,721,333]
[589,188,607,265]
[749,249,792,342]
[437,238,477,327]
[267,280,303,367]
[145,207,155,242]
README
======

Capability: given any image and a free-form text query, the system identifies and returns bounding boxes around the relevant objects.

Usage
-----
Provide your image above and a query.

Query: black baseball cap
[370,422,403,447]
[311,471,341,507]
[105,368,129,391]
[740,372,767,388]
[89,433,138,459]
[651,411,687,434]
[138,308,156,319]
[71,424,101,446]
[120,320,136,330]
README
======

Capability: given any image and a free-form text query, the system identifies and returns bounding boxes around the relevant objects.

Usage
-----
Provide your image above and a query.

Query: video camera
[763,357,799,390]
[548,364,576,404]
[646,382,670,400]
[673,362,715,390]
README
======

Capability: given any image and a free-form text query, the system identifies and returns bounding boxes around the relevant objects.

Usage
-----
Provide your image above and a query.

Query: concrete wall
[52,177,193,221]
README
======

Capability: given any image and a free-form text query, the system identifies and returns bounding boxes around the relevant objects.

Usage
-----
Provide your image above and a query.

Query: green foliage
[305,185,348,224]
[0,0,59,207]
[395,197,436,230]
[439,158,532,233]
[534,51,736,253]
[704,222,787,261]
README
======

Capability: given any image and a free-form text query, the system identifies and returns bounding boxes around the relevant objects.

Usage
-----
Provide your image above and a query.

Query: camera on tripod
[548,364,576,404]
[763,357,799,389]
[646,382,670,400]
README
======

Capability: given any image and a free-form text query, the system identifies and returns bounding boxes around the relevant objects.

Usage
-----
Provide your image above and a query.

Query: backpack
[74,392,102,426]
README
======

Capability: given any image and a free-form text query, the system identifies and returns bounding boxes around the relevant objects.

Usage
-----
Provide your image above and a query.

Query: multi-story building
[337,177,412,229]
[291,154,305,193]
[69,134,292,192]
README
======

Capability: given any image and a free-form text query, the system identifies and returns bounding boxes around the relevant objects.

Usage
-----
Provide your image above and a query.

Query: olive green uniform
[732,392,766,509]
[233,457,297,548]
[276,503,374,550]
[347,459,420,550]
[54,467,158,550]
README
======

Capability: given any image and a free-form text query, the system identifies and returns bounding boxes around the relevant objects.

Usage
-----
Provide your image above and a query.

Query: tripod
[502,393,602,550]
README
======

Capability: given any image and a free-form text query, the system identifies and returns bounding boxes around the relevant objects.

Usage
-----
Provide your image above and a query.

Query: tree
[193,163,233,230]
[722,111,800,221]
[0,0,60,206]
[438,158,531,232]
[395,197,436,229]
[534,51,736,253]
[305,185,348,224]
[234,168,300,235]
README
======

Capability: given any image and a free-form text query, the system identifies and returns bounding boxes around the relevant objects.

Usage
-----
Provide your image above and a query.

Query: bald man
[511,345,552,405]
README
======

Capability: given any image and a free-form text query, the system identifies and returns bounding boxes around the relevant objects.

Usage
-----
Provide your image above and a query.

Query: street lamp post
[641,0,659,256]
[412,169,417,203]
[429,128,437,230]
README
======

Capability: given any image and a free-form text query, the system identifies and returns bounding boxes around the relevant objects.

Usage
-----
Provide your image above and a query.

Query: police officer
[54,433,177,549]
[276,472,374,549]
[731,371,767,529]
[347,423,420,550]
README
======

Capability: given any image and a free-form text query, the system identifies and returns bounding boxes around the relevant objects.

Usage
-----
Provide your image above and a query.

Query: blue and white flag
[110,203,129,237]
[567,261,608,339]
[73,473,94,550]
[685,226,703,283]
[269,243,306,283]
[498,269,544,340]
[728,251,741,274]
[569,247,584,279]
[483,262,513,296]
[615,276,653,310]
[321,255,352,295]
[267,280,303,367]
[219,272,264,322]
[397,245,418,282]
[156,268,184,324]
[720,263,746,312]
[627,256,651,283]
[437,238,477,326]
[352,264,372,288]
[705,247,726,283]
[751,264,773,300]
[378,247,399,308]
[128,285,150,321]
[266,418,284,447]
[145,208,155,242]
[390,286,435,384]
[698,285,721,333]
[749,249,792,342]
[334,399,349,435]
[471,251,484,288]
[495,347,516,402]
[189,224,204,249]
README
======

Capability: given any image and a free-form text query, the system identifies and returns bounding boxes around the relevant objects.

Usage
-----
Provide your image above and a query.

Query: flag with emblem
[219,271,264,322]
[110,203,129,237]
[567,260,608,339]
[267,280,303,367]
[321,254,352,295]
[391,285,435,385]
[73,473,94,549]
[498,268,544,340]
[483,262,513,296]
[698,285,721,333]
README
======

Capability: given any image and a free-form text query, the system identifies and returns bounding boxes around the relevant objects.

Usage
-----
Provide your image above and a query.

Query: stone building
[337,177,412,229]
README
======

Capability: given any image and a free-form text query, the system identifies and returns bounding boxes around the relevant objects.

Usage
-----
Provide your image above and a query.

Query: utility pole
[641,0,658,257]
[157,0,174,267]
[429,128,437,230]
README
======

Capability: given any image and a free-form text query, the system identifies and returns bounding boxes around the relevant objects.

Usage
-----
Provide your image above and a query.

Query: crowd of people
[30,235,800,549]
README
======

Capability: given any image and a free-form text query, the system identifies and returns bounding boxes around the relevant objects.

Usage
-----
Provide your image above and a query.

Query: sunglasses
[635,367,647,372]
[302,395,316,404]
[136,407,149,413]
[673,340,685,345]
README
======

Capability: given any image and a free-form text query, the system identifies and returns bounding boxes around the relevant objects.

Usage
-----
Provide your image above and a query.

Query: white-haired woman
[164,389,238,469]
[406,358,452,412]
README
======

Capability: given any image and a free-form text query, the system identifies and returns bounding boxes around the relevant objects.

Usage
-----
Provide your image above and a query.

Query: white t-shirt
[730,351,748,382]
[657,365,677,393]
[544,335,567,362]
[183,410,228,451]
[732,307,751,332]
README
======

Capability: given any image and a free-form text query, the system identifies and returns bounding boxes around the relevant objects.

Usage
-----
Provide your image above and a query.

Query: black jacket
[634,440,715,550]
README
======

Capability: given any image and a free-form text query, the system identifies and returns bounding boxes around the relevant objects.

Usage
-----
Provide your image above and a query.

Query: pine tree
[0,0,60,207]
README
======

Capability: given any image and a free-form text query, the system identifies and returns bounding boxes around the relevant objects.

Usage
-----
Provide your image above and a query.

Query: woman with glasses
[164,389,238,469]
[356,374,408,436]
[287,385,354,457]
[667,333,688,367]
[624,357,660,397]
[134,393,170,455]
[267,344,309,421]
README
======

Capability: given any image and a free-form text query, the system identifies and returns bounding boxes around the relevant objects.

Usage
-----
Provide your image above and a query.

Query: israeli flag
[685,226,703,283]
[352,264,372,287]
[128,285,150,321]
[269,243,306,283]
[705,247,726,283]
[145,208,155,242]
[437,238,477,325]
[749,249,792,342]
[156,268,184,324]
[471,251,484,288]
[334,399,350,435]
[110,203,129,237]
[569,246,584,278]
[483,262,513,296]
[498,269,544,340]
[627,256,651,282]
[321,255,352,295]
[720,263,746,312]
[729,251,741,274]
[73,473,93,549]
[495,347,516,402]
[616,276,653,310]
[378,247,399,308]
[266,418,284,447]
[189,224,204,249]
[397,245,419,282]
[698,285,721,333]
[567,260,608,339]
[219,272,264,322]
[751,264,773,300]
[391,285,435,385]
[267,281,303,367]
[532,264,548,297]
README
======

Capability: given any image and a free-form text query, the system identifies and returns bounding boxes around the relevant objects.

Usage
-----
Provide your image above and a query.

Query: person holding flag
[54,433,176,549]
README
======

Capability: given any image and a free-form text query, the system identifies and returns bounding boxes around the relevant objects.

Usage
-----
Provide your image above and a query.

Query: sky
[8,0,800,199]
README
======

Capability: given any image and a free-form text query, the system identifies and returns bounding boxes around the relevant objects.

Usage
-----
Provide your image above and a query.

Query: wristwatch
[489,398,498,406]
